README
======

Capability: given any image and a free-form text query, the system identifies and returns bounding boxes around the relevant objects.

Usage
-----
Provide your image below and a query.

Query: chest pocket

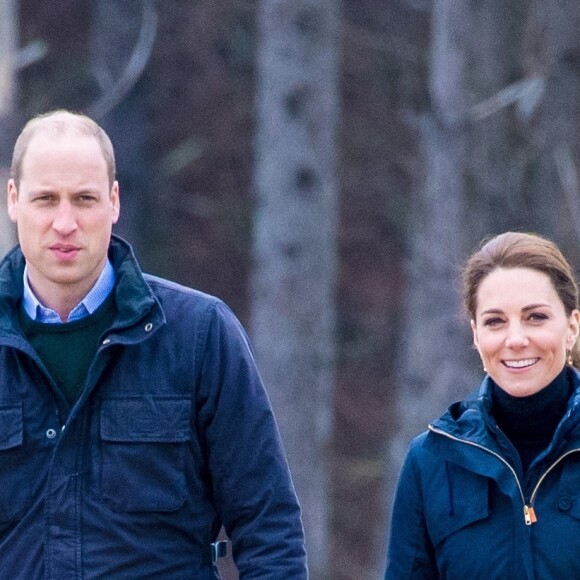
[424,461,491,547]
[0,404,31,522]
[99,396,191,512]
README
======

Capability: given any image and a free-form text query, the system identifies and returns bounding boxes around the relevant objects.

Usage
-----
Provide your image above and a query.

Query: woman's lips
[502,358,539,369]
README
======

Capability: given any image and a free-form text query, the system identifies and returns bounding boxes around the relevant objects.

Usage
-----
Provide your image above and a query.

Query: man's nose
[52,202,78,235]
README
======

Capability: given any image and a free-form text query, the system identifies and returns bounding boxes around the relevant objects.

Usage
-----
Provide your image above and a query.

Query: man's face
[7,131,120,305]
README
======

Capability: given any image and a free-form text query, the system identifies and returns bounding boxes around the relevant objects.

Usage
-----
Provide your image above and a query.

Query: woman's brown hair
[462,231,580,364]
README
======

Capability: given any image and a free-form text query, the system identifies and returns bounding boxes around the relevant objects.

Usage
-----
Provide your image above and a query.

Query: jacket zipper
[526,448,580,519]
[428,425,580,526]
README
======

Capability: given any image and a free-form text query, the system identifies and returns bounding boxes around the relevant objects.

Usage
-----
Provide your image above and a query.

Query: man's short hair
[11,110,116,188]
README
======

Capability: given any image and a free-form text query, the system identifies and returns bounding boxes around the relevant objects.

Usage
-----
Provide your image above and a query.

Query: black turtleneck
[492,366,572,474]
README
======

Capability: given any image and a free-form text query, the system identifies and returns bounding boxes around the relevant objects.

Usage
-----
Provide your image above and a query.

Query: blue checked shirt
[22,259,115,323]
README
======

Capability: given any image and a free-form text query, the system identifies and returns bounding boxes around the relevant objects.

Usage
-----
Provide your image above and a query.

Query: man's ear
[7,179,18,224]
[110,181,120,224]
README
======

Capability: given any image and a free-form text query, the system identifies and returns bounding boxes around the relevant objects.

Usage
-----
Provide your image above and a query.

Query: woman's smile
[472,267,580,397]
[502,357,539,369]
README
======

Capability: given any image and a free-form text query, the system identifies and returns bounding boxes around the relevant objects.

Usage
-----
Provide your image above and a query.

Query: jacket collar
[0,235,163,342]
[431,369,580,450]
[107,234,162,328]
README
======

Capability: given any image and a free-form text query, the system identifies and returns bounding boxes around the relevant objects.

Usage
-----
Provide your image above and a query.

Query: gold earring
[567,350,574,366]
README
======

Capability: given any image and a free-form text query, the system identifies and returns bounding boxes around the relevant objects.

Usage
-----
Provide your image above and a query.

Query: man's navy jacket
[0,236,307,578]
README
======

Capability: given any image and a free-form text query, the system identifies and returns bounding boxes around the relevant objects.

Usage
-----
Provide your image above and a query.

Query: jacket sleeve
[196,301,308,578]
[384,437,438,579]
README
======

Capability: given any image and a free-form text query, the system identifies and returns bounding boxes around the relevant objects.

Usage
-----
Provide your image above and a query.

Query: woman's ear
[471,319,479,350]
[568,309,580,348]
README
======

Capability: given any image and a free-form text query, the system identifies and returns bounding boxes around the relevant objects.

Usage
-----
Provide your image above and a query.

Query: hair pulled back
[462,231,579,321]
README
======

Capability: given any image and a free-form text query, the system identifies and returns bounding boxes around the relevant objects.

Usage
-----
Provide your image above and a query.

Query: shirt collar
[22,259,116,323]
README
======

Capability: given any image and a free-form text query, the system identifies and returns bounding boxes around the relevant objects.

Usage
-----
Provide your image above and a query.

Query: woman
[385,232,580,579]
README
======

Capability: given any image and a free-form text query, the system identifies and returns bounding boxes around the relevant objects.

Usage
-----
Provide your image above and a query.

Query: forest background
[2,1,580,578]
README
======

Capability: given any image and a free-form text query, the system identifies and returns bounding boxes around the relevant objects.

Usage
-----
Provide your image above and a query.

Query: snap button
[102,338,111,345]
[558,496,572,511]
[46,428,57,439]
[145,323,153,332]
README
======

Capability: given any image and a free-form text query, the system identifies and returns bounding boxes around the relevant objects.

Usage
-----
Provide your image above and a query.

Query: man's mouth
[51,245,79,252]
[503,358,539,369]
[50,245,80,260]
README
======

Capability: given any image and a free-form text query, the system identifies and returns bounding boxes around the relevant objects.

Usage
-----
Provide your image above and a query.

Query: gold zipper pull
[524,505,537,525]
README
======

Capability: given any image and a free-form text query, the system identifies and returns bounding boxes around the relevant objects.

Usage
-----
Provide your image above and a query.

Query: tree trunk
[387,0,546,560]
[392,0,468,462]
[0,0,17,255]
[252,1,340,577]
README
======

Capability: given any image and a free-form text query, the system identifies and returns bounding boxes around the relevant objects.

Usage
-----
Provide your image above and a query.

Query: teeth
[504,358,538,368]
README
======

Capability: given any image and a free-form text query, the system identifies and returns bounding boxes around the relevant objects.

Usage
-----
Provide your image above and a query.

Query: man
[0,110,307,578]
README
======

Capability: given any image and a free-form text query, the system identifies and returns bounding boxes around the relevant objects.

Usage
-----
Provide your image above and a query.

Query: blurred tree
[389,0,516,497]
[143,1,255,322]
[331,2,428,577]
[18,0,93,113]
[251,0,340,577]
[89,0,157,252]
[0,0,17,255]
[523,0,580,262]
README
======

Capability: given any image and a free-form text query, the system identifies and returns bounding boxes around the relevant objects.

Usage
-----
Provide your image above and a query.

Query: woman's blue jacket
[385,370,580,579]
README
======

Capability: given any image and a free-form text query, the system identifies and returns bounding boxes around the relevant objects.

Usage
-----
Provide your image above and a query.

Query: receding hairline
[11,110,116,187]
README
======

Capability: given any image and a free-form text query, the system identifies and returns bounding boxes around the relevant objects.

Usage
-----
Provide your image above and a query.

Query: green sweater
[19,294,117,405]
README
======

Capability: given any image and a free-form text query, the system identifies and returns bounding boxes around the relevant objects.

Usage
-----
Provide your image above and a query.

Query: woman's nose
[505,323,529,347]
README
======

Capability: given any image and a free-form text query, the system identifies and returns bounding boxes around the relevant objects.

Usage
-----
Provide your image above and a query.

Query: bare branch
[470,76,545,122]
[13,40,48,71]
[86,0,158,120]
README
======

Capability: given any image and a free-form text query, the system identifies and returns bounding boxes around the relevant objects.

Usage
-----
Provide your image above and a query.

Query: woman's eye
[483,317,503,327]
[529,312,548,321]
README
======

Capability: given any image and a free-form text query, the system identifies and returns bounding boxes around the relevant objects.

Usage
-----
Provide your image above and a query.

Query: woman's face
[471,267,580,397]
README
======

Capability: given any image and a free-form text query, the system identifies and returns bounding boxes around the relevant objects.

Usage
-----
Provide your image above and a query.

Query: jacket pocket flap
[101,397,191,443]
[0,404,23,450]
[425,461,490,546]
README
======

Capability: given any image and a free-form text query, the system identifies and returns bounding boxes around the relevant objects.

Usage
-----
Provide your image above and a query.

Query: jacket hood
[430,376,494,442]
